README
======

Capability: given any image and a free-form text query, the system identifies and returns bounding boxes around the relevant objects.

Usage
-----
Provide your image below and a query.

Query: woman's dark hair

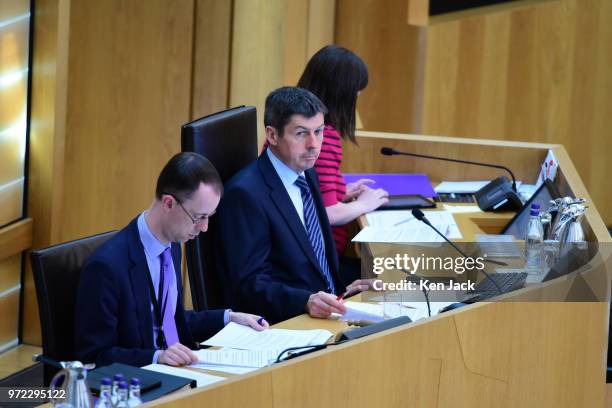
[297,45,368,144]
[155,152,222,201]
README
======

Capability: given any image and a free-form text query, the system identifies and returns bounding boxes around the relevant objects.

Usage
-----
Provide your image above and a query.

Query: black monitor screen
[501,180,561,239]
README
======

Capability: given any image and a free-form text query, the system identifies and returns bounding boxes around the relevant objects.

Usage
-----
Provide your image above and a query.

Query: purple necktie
[160,247,179,347]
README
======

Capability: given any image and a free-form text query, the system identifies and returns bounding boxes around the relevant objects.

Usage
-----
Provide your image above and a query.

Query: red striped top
[314,125,348,255]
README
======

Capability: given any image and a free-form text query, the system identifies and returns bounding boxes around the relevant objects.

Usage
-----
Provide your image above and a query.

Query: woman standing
[298,45,389,280]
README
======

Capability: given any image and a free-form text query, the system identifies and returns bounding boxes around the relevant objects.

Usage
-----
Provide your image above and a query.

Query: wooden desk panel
[147,133,609,407]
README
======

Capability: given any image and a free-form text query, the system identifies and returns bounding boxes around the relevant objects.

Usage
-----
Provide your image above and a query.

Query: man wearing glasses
[75,152,268,368]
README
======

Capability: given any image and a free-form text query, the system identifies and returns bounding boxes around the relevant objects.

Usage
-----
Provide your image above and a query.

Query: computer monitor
[500,179,561,239]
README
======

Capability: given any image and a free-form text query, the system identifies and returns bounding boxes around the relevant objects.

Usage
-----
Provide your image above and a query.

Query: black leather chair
[31,231,115,385]
[181,106,258,311]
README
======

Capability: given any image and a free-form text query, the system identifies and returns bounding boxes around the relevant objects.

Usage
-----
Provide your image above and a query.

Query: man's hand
[229,312,269,330]
[158,343,198,366]
[346,278,380,294]
[306,291,347,318]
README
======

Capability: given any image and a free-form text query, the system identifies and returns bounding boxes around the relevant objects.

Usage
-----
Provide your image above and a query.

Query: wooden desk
[147,132,610,408]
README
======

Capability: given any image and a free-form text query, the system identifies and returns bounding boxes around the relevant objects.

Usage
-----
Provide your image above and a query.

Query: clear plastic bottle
[111,373,125,406]
[525,204,544,275]
[114,381,130,408]
[127,378,143,407]
[94,377,112,408]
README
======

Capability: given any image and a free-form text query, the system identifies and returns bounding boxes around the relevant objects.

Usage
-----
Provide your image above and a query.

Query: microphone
[381,147,517,191]
[411,209,503,294]
[380,147,522,211]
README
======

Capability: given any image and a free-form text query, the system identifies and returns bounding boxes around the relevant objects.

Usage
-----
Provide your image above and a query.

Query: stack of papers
[202,322,333,350]
[435,181,490,194]
[353,210,461,243]
[192,323,333,374]
[335,301,385,323]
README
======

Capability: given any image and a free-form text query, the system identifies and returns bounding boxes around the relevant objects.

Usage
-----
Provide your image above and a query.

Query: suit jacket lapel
[258,154,323,274]
[126,218,154,348]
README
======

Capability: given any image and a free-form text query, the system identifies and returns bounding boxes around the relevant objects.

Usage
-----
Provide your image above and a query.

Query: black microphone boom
[380,147,517,191]
[410,209,503,294]
[381,147,522,211]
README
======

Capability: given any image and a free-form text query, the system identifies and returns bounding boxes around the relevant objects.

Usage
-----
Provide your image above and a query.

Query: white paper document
[335,301,385,323]
[435,181,490,194]
[201,322,333,351]
[355,210,461,243]
[141,364,225,388]
[442,204,482,214]
[193,348,280,368]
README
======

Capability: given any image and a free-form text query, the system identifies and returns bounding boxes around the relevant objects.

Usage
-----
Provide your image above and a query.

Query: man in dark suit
[75,152,268,368]
[215,87,374,324]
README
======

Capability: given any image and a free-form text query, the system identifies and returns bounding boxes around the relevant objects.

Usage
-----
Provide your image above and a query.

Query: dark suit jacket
[74,217,225,367]
[214,153,346,324]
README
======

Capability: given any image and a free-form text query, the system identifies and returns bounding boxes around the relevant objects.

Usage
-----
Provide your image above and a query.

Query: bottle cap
[118,381,128,390]
[101,377,112,386]
[531,203,541,210]
[113,373,125,381]
[530,209,539,216]
[130,378,141,386]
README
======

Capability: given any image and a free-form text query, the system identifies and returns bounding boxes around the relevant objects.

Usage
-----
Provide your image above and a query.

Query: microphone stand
[381,147,518,192]
[411,209,504,295]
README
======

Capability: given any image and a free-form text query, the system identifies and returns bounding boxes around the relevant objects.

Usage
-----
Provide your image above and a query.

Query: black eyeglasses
[162,192,212,225]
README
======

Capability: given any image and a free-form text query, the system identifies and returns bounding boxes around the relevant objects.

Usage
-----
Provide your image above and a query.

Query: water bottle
[525,204,544,275]
[94,378,112,408]
[114,381,130,408]
[111,374,125,405]
[127,378,143,407]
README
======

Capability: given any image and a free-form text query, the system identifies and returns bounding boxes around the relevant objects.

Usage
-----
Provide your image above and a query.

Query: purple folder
[343,173,436,198]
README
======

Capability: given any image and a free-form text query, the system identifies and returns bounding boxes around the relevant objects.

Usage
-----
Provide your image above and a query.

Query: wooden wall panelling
[0,291,19,351]
[0,255,21,293]
[420,0,612,225]
[24,0,71,346]
[306,0,336,58]
[344,131,553,184]
[282,0,309,86]
[0,255,21,352]
[0,218,32,260]
[25,0,198,345]
[191,0,232,119]
[230,0,336,147]
[335,0,426,134]
[59,0,195,242]
[230,0,287,146]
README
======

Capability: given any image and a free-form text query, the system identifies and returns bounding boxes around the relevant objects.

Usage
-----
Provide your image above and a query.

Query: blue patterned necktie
[295,175,336,294]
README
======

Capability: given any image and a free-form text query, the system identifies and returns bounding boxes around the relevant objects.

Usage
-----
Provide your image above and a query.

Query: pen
[336,288,358,301]
[394,217,415,227]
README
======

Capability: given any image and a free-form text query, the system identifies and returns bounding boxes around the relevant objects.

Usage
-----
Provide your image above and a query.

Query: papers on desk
[192,348,280,370]
[435,180,523,194]
[201,322,333,351]
[141,364,225,388]
[353,210,461,243]
[335,301,385,323]
[435,180,490,194]
[442,204,482,214]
